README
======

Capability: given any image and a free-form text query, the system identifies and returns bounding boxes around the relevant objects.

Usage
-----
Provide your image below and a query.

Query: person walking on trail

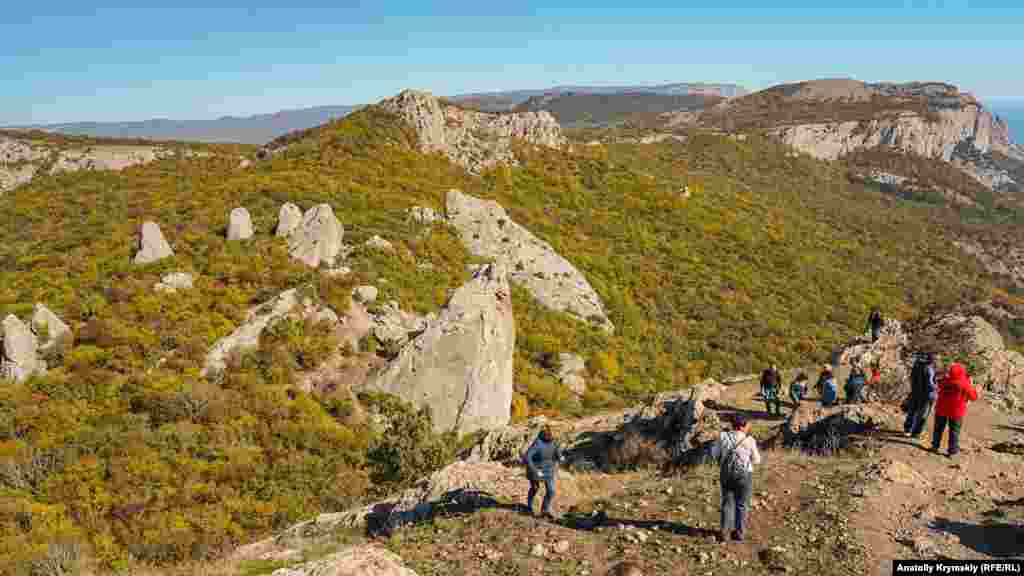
[932,362,978,458]
[819,365,838,407]
[845,363,867,404]
[903,353,936,439]
[522,425,562,518]
[760,363,783,416]
[868,308,883,343]
[711,414,761,543]
[789,372,808,406]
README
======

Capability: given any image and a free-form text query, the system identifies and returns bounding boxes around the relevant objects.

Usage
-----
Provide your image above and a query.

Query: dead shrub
[605,426,669,470]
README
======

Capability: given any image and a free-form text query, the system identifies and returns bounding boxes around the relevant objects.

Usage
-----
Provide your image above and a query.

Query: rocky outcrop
[446,189,613,332]
[783,403,898,451]
[407,206,441,225]
[910,313,1024,395]
[833,318,908,395]
[378,90,564,173]
[154,272,194,293]
[133,221,173,264]
[268,546,419,576]
[202,289,299,377]
[556,353,587,396]
[227,207,254,241]
[352,285,378,304]
[955,239,1024,287]
[368,301,432,350]
[31,304,71,364]
[276,203,303,238]
[287,204,344,268]
[359,263,515,433]
[1,315,43,382]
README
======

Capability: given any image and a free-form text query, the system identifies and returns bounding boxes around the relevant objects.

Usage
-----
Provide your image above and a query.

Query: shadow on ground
[366,489,520,537]
[556,510,718,539]
[930,517,1024,558]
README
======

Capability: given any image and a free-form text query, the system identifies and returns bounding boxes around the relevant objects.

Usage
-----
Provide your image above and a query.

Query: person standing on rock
[904,353,936,439]
[931,362,978,458]
[523,425,562,519]
[845,363,867,404]
[711,414,761,542]
[789,372,808,406]
[760,363,783,417]
[819,365,838,407]
[868,308,883,343]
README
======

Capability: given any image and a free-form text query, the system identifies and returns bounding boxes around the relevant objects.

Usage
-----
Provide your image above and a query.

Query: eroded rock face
[378,90,564,173]
[1,314,42,381]
[134,221,173,264]
[276,203,303,238]
[228,207,254,241]
[834,319,909,394]
[287,204,344,268]
[446,189,613,333]
[202,289,299,377]
[269,545,419,576]
[360,263,515,433]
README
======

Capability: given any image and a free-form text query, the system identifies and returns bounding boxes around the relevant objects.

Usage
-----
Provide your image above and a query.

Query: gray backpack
[720,433,752,483]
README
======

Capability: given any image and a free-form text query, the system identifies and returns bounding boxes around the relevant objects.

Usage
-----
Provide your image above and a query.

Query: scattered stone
[353,285,379,304]
[1,314,42,381]
[276,203,303,238]
[365,235,394,252]
[227,207,254,241]
[134,221,173,264]
[269,545,419,576]
[154,272,194,293]
[359,263,514,433]
[287,204,344,268]
[202,289,300,377]
[31,304,71,363]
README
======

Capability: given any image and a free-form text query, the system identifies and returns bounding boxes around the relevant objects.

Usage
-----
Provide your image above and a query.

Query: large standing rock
[834,318,909,397]
[910,313,1018,390]
[446,189,613,333]
[368,301,432,350]
[1,315,42,381]
[133,221,173,264]
[227,207,254,241]
[287,204,344,268]
[276,203,303,238]
[269,545,419,576]
[31,304,71,362]
[202,289,300,377]
[360,263,515,433]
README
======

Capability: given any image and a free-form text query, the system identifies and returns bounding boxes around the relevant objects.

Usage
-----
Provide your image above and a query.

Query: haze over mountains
[9,83,747,144]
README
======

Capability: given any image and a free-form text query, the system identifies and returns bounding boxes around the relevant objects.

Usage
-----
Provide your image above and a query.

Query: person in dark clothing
[845,363,867,404]
[711,414,761,542]
[868,309,883,343]
[819,365,838,407]
[903,353,936,439]
[523,425,562,518]
[932,362,978,457]
[760,364,782,416]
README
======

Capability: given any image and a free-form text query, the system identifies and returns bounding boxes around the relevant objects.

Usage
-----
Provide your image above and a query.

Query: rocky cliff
[378,90,564,173]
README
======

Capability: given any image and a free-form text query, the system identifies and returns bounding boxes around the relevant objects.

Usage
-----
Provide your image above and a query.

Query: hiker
[903,353,936,439]
[868,308,883,343]
[760,363,783,416]
[789,372,808,405]
[711,414,761,542]
[819,365,838,407]
[932,362,978,458]
[845,363,867,404]
[522,425,562,518]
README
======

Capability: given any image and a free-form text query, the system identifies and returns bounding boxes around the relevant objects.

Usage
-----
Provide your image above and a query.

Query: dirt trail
[716,377,1024,574]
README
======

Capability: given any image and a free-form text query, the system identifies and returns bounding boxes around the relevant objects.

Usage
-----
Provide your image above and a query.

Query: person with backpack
[819,365,838,407]
[789,372,808,406]
[932,362,978,458]
[711,414,761,542]
[522,425,563,518]
[868,309,883,343]
[760,363,782,416]
[845,363,867,404]
[903,353,936,439]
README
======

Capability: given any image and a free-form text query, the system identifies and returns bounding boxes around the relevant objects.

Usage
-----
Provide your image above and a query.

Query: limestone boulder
[360,263,515,433]
[408,206,441,225]
[276,203,303,238]
[365,235,394,252]
[269,545,418,576]
[227,207,254,241]
[353,285,378,304]
[557,353,587,396]
[369,301,431,350]
[1,315,42,381]
[202,289,300,377]
[287,204,344,268]
[910,313,1012,389]
[446,189,613,333]
[31,304,71,362]
[154,272,194,293]
[133,221,173,264]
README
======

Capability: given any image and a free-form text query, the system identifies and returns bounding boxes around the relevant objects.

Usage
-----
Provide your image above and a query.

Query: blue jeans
[527,472,555,514]
[720,471,753,536]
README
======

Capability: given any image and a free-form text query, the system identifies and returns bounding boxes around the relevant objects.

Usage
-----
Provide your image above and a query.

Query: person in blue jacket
[522,425,563,519]
[845,363,867,404]
[819,365,838,407]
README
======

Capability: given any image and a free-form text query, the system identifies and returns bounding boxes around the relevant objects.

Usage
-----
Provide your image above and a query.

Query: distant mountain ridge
[8,82,748,144]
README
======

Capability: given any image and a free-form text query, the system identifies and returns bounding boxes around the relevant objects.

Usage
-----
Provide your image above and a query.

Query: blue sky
[4,0,1024,125]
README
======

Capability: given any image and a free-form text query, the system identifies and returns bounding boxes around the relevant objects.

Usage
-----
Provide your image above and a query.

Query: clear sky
[4,0,1023,125]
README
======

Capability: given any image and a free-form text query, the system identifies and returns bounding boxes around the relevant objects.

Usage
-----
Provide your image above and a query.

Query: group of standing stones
[1,304,72,383]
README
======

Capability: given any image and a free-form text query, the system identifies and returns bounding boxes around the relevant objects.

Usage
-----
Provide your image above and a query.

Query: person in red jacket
[931,362,979,457]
